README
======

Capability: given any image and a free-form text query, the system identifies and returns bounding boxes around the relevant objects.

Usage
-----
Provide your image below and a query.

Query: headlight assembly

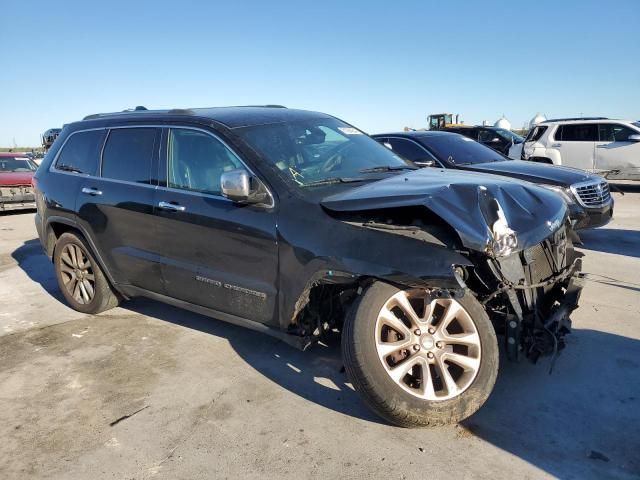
[540,184,575,205]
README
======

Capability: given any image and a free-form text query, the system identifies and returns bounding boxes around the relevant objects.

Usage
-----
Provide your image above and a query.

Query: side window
[526,125,547,142]
[556,124,597,142]
[386,138,430,162]
[55,130,106,175]
[101,128,158,184]
[168,129,242,196]
[598,124,635,142]
[478,129,498,143]
[459,129,478,140]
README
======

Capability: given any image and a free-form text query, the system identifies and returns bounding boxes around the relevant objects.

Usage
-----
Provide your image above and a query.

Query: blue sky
[1,0,638,146]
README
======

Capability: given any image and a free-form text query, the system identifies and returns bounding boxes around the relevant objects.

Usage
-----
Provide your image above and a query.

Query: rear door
[75,126,165,293]
[594,123,640,179]
[552,123,597,171]
[153,126,279,325]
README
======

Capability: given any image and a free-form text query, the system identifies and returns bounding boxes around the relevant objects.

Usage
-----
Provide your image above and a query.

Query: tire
[53,232,120,314]
[342,282,498,427]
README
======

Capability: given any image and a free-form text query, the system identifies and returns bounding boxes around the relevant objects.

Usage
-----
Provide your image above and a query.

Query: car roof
[78,106,333,129]
[540,118,635,125]
[372,131,460,138]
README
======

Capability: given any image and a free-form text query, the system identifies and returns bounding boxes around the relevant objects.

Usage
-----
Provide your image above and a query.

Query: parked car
[372,131,613,230]
[442,125,524,156]
[0,153,38,212]
[34,106,584,427]
[521,117,640,180]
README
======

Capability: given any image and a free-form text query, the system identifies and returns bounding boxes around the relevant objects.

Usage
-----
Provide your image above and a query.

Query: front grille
[571,180,610,208]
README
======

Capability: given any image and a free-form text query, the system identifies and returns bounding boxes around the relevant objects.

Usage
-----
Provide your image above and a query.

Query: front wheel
[342,282,498,427]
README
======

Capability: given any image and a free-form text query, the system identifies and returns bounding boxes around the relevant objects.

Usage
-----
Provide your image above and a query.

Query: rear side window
[385,138,430,162]
[598,124,636,142]
[525,126,547,142]
[55,130,106,175]
[101,128,158,184]
[167,128,242,196]
[554,124,597,141]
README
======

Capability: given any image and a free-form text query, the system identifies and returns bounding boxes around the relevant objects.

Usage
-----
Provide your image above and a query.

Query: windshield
[493,128,524,143]
[237,117,413,187]
[0,157,37,172]
[424,135,506,165]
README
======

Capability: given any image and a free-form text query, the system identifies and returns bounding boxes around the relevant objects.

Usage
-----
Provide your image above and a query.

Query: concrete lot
[1,186,639,480]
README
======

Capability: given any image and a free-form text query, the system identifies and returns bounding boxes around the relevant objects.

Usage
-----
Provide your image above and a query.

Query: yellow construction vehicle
[427,113,464,130]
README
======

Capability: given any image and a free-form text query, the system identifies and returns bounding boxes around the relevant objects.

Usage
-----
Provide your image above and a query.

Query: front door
[153,127,279,325]
[594,123,640,179]
[75,126,165,293]
[552,123,597,171]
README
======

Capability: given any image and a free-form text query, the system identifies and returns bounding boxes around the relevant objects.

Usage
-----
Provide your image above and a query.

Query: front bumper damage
[470,224,584,364]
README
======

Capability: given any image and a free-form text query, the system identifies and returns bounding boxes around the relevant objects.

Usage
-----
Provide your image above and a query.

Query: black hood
[458,160,592,187]
[321,168,567,255]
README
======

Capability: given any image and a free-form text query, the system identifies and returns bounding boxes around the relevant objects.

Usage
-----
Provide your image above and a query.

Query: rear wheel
[342,282,498,427]
[53,232,120,314]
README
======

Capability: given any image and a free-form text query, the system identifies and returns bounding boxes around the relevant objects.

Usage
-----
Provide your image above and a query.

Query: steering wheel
[318,142,352,173]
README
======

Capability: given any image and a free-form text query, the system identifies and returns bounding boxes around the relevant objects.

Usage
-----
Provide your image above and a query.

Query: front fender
[277,216,471,330]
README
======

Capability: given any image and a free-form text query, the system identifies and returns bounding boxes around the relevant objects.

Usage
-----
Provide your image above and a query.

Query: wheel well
[289,276,369,338]
[45,222,83,259]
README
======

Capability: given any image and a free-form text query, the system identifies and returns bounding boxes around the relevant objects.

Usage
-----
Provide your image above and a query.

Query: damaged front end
[320,169,586,365]
[467,222,584,364]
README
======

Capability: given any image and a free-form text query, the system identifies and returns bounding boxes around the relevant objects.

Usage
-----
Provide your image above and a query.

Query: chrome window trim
[48,123,275,209]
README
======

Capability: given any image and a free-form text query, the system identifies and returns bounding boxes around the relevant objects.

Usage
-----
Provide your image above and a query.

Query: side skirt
[120,285,307,350]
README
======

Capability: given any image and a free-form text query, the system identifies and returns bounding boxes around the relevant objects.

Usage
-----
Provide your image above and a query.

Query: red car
[0,153,38,212]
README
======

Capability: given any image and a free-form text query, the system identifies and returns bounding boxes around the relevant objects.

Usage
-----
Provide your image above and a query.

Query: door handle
[81,187,103,196]
[158,201,186,212]
[551,143,561,148]
[596,145,608,148]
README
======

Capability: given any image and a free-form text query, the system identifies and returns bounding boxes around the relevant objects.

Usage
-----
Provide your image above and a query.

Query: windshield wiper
[359,165,417,173]
[302,177,368,187]
[57,164,83,173]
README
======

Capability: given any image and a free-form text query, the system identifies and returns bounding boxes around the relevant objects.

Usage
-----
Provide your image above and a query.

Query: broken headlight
[490,200,518,257]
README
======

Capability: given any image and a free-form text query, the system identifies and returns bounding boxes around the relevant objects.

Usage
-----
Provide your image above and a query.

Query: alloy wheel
[58,243,96,305]
[374,290,482,401]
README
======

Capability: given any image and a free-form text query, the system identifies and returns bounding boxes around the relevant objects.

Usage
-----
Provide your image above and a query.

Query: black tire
[53,232,120,314]
[342,282,498,427]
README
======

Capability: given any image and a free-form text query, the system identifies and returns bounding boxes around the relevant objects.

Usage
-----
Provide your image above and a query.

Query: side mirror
[221,169,269,204]
[628,134,640,142]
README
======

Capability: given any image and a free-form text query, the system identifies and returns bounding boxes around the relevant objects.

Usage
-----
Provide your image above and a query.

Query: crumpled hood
[459,160,592,187]
[321,168,568,254]
[0,171,34,186]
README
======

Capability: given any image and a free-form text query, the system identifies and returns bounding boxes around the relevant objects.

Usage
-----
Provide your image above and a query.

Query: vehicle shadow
[11,239,640,478]
[9,239,66,304]
[610,182,640,194]
[578,228,640,258]
[462,330,640,479]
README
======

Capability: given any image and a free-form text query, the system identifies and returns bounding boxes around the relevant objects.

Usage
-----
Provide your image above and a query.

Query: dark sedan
[372,131,613,229]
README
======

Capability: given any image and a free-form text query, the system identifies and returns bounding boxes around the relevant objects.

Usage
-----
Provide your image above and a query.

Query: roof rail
[542,117,608,123]
[83,106,149,120]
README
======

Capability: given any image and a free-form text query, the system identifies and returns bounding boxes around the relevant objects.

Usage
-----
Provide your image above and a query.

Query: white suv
[521,118,640,180]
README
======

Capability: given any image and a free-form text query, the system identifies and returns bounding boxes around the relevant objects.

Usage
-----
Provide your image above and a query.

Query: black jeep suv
[34,106,584,427]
